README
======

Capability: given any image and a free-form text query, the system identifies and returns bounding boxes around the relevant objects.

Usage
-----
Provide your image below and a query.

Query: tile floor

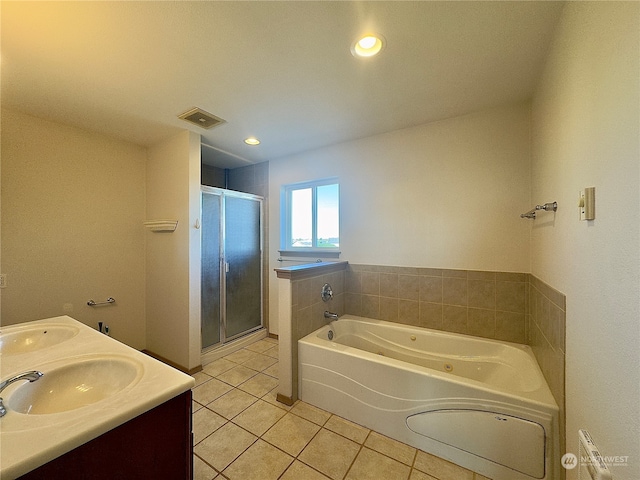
[191,337,492,480]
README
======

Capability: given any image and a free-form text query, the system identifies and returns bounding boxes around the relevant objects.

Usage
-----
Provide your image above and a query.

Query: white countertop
[0,316,195,479]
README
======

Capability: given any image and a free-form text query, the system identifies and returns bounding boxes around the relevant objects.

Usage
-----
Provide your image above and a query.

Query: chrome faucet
[0,371,44,417]
[324,311,339,320]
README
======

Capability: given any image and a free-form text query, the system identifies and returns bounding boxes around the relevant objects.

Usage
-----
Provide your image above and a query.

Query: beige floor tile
[232,399,287,436]
[364,431,417,466]
[299,429,361,480]
[324,415,370,444]
[193,371,213,387]
[414,450,474,480]
[208,388,257,419]
[193,399,204,414]
[262,412,321,456]
[193,422,257,472]
[237,372,278,397]
[242,352,278,372]
[217,364,258,386]
[264,336,278,344]
[192,377,233,405]
[346,447,411,480]
[280,460,332,480]
[409,470,438,480]
[224,348,259,364]
[193,407,227,444]
[263,361,279,378]
[193,454,218,480]
[223,439,293,480]
[202,358,237,377]
[244,339,276,353]
[263,345,279,358]
[291,400,331,426]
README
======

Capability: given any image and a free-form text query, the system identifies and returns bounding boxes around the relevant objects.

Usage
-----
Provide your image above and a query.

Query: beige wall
[269,102,532,335]
[0,109,147,348]
[1,111,204,371]
[146,130,202,371]
[531,3,639,479]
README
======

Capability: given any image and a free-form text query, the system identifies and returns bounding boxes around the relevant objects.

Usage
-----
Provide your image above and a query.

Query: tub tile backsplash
[527,273,566,463]
[419,276,443,303]
[442,277,468,306]
[345,265,531,345]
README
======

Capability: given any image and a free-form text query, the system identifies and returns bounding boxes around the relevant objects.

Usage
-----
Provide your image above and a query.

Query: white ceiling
[1,1,565,169]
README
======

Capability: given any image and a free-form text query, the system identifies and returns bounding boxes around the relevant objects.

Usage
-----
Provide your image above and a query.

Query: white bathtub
[298,315,559,480]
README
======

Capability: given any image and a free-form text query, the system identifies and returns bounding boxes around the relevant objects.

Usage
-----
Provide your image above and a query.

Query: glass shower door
[224,195,262,340]
[201,191,221,349]
[201,187,263,350]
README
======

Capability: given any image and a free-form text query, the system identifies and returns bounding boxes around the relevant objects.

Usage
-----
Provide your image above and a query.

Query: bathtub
[298,315,559,480]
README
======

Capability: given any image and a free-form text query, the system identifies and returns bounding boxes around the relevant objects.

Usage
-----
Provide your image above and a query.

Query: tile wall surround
[527,274,566,471]
[344,264,529,344]
[284,264,347,401]
[201,163,226,188]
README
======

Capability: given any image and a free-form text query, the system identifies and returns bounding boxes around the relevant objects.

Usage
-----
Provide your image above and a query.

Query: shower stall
[201,186,263,351]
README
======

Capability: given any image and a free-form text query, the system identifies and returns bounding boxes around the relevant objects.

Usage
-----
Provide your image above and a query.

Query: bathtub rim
[299,314,559,411]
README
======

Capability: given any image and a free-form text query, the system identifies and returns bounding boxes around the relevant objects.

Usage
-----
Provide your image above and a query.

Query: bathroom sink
[0,325,79,355]
[6,356,143,415]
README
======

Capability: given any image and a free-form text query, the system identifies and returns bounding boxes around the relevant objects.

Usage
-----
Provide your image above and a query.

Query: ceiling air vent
[178,107,226,130]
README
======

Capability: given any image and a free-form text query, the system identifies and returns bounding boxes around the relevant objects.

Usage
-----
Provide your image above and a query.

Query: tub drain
[443,363,453,372]
[328,330,334,341]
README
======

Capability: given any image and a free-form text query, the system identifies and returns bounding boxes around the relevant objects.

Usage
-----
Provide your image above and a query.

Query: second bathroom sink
[0,324,80,356]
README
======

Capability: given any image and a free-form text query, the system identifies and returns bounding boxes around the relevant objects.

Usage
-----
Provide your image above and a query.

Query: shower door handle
[224,261,230,273]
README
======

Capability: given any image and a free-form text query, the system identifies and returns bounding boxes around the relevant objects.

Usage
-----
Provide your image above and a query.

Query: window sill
[278,249,341,259]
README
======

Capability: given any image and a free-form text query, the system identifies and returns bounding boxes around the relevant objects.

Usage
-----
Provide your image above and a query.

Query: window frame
[280,177,340,255]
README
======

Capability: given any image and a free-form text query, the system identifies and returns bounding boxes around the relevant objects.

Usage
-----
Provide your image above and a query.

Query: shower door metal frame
[201,186,264,351]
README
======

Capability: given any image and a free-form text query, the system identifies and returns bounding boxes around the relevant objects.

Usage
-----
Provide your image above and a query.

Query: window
[282,179,339,252]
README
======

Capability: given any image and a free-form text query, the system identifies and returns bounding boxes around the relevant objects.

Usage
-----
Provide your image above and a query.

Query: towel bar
[521,202,557,219]
[87,297,115,306]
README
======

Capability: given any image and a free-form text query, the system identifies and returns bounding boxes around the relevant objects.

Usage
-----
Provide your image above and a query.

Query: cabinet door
[19,391,193,479]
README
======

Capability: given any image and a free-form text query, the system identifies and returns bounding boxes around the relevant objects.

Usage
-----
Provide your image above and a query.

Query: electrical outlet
[0,274,6,288]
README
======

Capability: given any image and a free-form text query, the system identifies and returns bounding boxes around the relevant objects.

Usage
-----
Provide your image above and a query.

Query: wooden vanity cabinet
[18,391,192,480]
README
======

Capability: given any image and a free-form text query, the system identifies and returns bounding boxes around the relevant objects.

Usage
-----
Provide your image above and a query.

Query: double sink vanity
[0,316,195,479]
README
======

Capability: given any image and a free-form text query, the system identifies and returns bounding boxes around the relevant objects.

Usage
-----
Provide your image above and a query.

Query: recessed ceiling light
[244,137,260,146]
[351,34,385,58]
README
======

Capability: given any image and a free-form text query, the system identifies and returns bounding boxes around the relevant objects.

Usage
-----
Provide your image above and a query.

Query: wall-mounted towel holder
[87,297,115,306]
[520,202,557,219]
